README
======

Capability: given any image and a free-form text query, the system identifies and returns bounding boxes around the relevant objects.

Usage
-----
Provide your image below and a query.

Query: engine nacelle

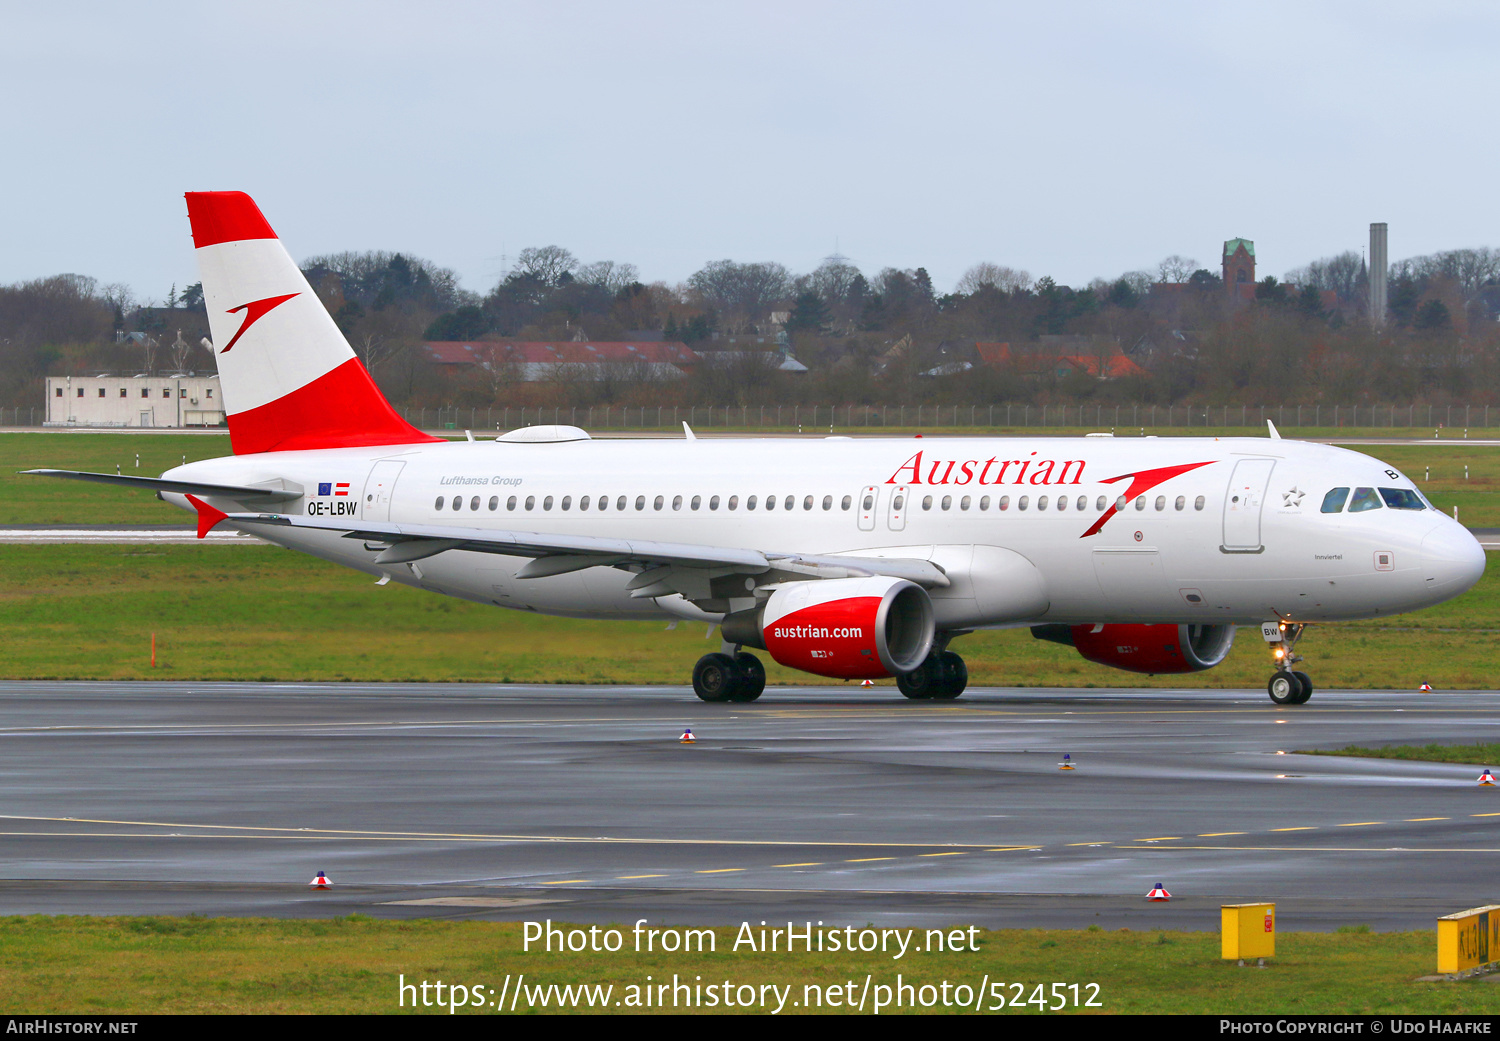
[1032,623,1236,675]
[721,576,935,680]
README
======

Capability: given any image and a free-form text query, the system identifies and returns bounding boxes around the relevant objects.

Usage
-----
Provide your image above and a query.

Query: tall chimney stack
[1369,222,1388,326]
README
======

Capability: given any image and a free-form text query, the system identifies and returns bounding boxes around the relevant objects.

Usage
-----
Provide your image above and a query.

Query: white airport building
[45,374,225,428]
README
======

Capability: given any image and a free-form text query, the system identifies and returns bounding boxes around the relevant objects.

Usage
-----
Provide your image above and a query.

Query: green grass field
[0,542,1496,687]
[0,432,1496,686]
[0,917,1488,1015]
[1302,743,1500,765]
[3,430,1497,524]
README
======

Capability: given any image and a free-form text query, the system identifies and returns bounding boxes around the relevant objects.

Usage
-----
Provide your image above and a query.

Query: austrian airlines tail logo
[221,292,300,353]
[1080,461,1216,538]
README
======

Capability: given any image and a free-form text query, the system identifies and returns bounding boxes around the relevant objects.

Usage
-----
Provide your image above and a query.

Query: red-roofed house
[976,341,1148,380]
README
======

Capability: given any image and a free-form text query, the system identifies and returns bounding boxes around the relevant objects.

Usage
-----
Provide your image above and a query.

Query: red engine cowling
[1034,623,1236,675]
[722,576,935,680]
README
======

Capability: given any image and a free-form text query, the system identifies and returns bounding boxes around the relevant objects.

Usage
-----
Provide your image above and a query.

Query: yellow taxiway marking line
[1406,817,1451,822]
[846,857,894,863]
[541,880,592,885]
[1271,827,1316,832]
[0,814,988,850]
[1136,836,1181,841]
[1118,845,1500,853]
[773,863,823,868]
[919,851,967,857]
[1198,832,1246,837]
[614,874,667,879]
[986,846,1043,852]
[1471,813,1500,818]
[1066,841,1109,846]
[695,868,745,874]
[1336,822,1385,827]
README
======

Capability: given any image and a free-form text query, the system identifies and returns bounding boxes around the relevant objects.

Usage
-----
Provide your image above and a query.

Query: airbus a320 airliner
[27,193,1487,705]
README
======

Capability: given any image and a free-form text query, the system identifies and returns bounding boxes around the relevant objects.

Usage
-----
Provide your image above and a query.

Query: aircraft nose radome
[1421,524,1487,597]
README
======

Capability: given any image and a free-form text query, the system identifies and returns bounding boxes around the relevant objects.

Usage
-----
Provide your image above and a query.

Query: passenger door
[1222,458,1274,552]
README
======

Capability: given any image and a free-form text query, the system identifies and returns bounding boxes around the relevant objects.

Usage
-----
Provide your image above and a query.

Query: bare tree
[687,260,791,333]
[1287,252,1364,300]
[513,245,578,287]
[575,260,641,295]
[955,262,1031,295]
[1155,255,1199,284]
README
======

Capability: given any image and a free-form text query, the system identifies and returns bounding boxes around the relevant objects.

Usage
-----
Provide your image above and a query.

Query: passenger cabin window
[841,495,852,510]
[580,495,590,510]
[709,495,720,510]
[1321,487,1350,513]
[471,496,481,510]
[1348,487,1382,513]
[616,496,626,511]
[542,495,553,511]
[1380,488,1425,510]
[765,495,776,511]
[1194,495,1205,511]
[434,496,444,510]
[488,496,498,510]
[507,496,517,510]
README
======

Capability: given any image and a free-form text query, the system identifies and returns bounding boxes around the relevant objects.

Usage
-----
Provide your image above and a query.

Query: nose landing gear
[1263,621,1312,705]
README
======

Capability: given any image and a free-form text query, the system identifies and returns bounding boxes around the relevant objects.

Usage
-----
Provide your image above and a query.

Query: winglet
[682,422,697,441]
[1267,419,1281,440]
[184,494,229,539]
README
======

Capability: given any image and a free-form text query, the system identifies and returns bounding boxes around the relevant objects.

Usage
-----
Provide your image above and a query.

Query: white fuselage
[162,434,1486,630]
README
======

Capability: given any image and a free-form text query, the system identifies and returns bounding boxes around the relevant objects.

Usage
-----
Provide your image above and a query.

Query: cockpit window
[1321,487,1349,513]
[1379,488,1425,510]
[1348,487,1383,513]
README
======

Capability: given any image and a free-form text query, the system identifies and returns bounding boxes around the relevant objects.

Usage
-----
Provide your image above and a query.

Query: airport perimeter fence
[395,402,1500,434]
[9,402,1499,432]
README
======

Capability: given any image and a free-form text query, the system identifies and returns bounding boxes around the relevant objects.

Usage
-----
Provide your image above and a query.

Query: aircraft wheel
[1267,672,1303,706]
[693,653,740,702]
[730,653,765,702]
[1290,671,1313,704]
[897,658,939,699]
[930,651,968,699]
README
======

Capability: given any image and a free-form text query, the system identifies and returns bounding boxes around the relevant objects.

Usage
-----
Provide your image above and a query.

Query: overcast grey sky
[2,1,1496,303]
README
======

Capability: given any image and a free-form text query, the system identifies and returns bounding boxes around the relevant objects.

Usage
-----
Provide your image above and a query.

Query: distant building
[46,374,224,428]
[422,341,698,381]
[1223,238,1256,303]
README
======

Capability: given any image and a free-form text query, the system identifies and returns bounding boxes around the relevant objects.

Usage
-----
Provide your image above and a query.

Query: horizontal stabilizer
[20,469,303,502]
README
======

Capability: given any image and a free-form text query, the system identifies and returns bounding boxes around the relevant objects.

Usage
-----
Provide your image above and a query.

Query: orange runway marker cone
[1146,882,1171,901]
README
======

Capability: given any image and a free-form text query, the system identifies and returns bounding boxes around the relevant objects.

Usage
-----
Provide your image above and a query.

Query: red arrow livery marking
[184,494,228,539]
[1079,460,1216,538]
[221,292,300,353]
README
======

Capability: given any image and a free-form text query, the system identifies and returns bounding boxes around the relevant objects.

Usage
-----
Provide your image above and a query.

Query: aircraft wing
[21,469,303,503]
[222,511,950,590]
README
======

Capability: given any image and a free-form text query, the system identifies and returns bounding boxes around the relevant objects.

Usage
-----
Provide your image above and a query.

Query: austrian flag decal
[309,482,356,518]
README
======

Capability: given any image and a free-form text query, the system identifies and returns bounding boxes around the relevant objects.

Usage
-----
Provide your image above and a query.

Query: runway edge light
[1421,682,1434,692]
[1479,768,1496,787]
[309,871,330,889]
[1147,882,1171,901]
[1059,754,1075,770]
[680,728,696,744]
[1222,903,1275,963]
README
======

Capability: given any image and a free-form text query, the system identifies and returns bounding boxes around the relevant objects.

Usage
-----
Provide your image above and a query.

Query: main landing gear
[897,649,968,700]
[692,651,766,703]
[1264,621,1313,706]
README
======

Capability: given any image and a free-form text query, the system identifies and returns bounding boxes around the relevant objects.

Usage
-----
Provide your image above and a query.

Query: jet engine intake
[1031,622,1236,675]
[721,576,935,680]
